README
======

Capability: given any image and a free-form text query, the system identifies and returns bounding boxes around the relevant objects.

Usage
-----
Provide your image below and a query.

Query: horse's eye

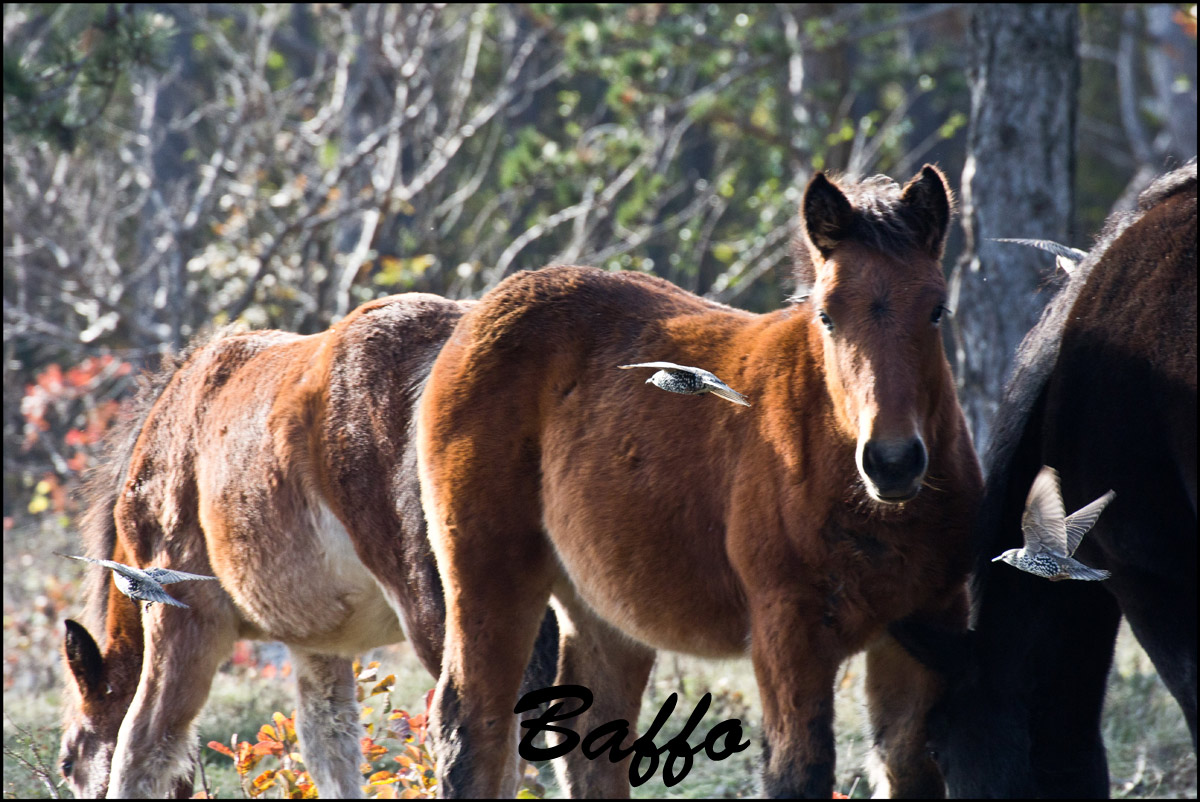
[931,305,946,326]
[61,757,73,778]
[817,310,834,332]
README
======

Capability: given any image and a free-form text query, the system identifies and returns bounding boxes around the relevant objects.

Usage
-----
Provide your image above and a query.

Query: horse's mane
[791,172,956,291]
[75,328,236,641]
[968,159,1197,607]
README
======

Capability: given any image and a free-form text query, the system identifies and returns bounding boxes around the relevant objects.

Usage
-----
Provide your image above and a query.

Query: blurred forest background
[3,3,1197,798]
[4,1,1198,527]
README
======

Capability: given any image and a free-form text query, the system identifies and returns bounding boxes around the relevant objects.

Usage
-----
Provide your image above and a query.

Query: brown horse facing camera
[57,294,559,798]
[417,166,983,798]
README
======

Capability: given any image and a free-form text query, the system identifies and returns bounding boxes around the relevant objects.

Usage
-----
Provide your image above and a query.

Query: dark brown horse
[417,166,983,797]
[894,161,1197,797]
[58,293,558,798]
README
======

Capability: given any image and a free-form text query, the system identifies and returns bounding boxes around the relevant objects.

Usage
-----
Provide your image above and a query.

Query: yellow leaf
[370,675,395,696]
[252,770,277,791]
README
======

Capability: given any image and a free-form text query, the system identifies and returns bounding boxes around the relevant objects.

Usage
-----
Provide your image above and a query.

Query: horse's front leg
[863,633,948,798]
[292,651,365,798]
[864,584,969,798]
[108,599,238,797]
[749,590,842,798]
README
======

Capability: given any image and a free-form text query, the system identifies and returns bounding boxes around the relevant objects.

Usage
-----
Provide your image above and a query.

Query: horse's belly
[545,510,750,657]
[209,500,405,655]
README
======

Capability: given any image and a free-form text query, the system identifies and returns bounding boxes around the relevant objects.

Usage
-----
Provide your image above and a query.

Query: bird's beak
[991,555,1003,561]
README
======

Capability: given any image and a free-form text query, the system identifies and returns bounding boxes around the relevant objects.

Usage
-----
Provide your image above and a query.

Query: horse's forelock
[792,172,952,296]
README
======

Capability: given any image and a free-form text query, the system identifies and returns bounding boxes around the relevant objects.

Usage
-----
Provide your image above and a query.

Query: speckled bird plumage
[991,466,1115,581]
[59,554,218,608]
[619,361,751,406]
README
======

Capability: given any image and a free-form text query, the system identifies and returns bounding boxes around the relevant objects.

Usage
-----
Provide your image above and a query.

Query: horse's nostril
[862,437,927,496]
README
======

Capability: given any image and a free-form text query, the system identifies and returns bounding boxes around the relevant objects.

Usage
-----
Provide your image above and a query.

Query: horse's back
[117,294,467,659]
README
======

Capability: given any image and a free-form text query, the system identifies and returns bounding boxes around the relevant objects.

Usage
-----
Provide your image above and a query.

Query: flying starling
[58,554,218,608]
[991,238,1088,275]
[619,361,751,407]
[991,466,1115,581]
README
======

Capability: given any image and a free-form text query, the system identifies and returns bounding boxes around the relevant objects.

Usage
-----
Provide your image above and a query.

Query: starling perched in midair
[619,361,750,407]
[992,466,1115,581]
[57,554,218,608]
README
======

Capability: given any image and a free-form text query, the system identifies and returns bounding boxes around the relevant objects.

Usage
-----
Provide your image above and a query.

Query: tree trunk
[950,4,1079,455]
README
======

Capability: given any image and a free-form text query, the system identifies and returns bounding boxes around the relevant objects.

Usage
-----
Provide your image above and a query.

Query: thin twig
[2,713,65,799]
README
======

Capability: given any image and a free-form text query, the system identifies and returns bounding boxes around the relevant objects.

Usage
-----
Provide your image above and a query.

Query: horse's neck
[102,581,145,684]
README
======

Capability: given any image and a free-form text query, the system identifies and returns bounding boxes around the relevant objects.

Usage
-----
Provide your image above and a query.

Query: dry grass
[3,518,1194,798]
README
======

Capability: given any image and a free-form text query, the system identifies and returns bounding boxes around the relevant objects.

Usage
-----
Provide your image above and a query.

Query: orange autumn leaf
[207,740,234,757]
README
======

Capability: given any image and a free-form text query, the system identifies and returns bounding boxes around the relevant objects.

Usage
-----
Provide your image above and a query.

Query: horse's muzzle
[860,436,927,502]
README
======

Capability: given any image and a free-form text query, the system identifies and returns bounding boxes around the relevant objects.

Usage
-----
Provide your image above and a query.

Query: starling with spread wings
[58,554,218,608]
[991,466,1115,581]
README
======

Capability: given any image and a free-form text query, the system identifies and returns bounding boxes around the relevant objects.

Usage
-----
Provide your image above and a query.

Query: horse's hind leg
[292,651,365,798]
[548,587,656,798]
[428,523,557,797]
[108,598,238,797]
[1116,568,1198,749]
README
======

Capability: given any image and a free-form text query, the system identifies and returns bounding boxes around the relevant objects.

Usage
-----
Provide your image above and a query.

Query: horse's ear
[900,164,953,259]
[63,619,106,699]
[802,172,855,259]
[888,616,972,679]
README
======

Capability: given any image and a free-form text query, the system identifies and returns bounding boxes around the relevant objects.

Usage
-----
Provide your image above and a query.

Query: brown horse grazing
[417,165,984,798]
[58,293,559,798]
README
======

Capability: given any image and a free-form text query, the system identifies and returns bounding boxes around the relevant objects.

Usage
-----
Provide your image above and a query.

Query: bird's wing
[144,567,218,584]
[991,238,1088,262]
[138,584,191,608]
[703,380,751,407]
[618,362,689,371]
[58,553,141,579]
[57,553,100,566]
[1060,559,1111,582]
[1021,466,1068,555]
[1063,490,1116,556]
